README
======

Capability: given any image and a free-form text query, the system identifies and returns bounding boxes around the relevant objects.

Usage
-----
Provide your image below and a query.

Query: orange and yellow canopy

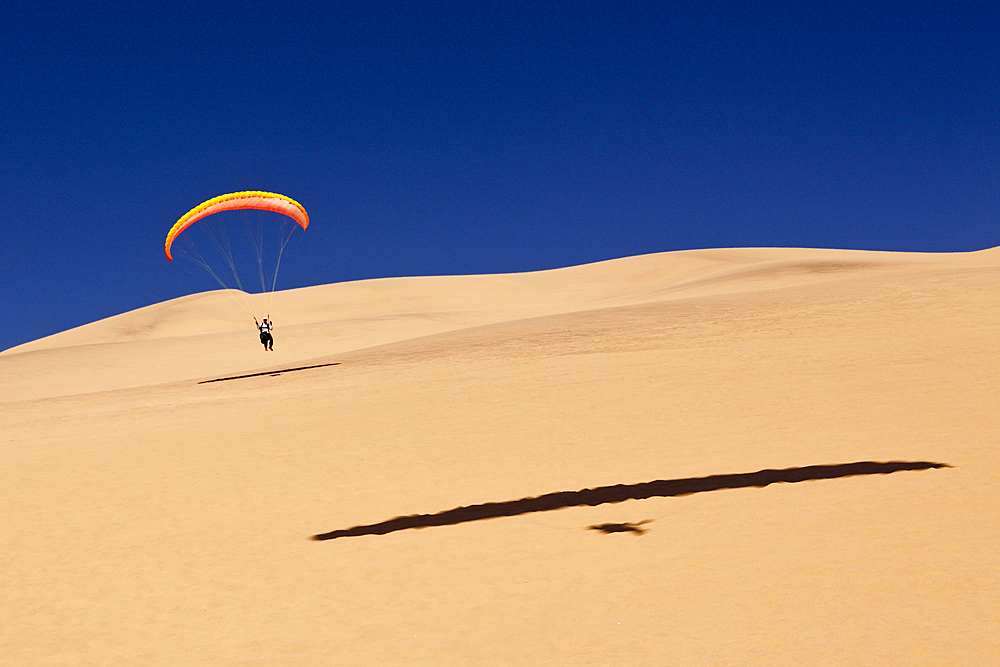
[165,191,309,260]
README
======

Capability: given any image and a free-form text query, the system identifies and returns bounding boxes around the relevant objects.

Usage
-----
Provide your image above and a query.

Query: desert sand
[2,247,998,665]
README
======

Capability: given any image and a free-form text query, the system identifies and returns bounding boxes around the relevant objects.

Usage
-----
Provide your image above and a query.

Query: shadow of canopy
[312,460,949,541]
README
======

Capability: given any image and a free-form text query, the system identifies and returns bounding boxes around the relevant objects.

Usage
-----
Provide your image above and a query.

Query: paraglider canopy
[165,191,309,261]
[165,190,309,321]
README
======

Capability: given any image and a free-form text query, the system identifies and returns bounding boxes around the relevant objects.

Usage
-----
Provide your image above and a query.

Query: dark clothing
[257,319,274,350]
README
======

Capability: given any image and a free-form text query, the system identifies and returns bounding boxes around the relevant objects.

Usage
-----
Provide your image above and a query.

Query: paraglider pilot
[256,317,274,351]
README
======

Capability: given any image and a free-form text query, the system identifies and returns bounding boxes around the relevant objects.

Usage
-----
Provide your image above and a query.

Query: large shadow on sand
[312,461,949,541]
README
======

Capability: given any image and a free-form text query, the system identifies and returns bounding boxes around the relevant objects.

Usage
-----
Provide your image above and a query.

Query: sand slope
[2,248,998,665]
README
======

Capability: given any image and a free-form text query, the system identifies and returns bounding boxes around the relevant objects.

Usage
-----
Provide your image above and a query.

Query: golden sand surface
[2,248,998,665]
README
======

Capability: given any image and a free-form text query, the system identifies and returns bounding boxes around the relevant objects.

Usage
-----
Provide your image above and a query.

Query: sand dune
[2,248,998,665]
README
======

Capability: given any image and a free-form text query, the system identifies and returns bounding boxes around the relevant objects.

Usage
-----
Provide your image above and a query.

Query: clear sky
[2,1,997,352]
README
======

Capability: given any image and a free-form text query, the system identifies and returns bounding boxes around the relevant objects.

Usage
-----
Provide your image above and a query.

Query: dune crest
[2,247,977,402]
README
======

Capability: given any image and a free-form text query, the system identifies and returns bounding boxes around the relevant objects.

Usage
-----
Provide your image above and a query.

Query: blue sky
[2,1,997,352]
